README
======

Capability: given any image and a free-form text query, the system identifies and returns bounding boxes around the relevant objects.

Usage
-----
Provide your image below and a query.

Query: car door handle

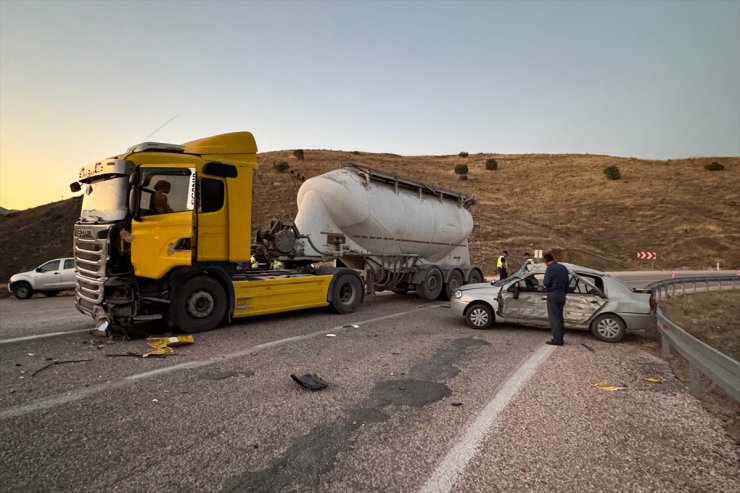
[540,296,547,300]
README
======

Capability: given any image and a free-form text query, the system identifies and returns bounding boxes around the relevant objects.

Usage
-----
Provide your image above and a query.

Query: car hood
[457,282,502,296]
[9,270,33,282]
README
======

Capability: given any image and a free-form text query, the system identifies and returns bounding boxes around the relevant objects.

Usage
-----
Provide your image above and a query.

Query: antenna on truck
[142,113,181,142]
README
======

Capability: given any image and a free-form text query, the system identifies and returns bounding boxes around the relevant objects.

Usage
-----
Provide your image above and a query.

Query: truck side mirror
[70,182,81,193]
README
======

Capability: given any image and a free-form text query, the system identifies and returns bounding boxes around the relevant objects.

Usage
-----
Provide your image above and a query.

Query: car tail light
[649,294,657,311]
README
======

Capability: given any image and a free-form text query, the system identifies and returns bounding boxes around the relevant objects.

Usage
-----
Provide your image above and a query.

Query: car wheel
[13,282,33,300]
[465,302,494,330]
[441,270,464,300]
[417,267,444,300]
[172,277,228,333]
[590,313,626,343]
[42,290,60,297]
[467,268,484,285]
[331,274,362,314]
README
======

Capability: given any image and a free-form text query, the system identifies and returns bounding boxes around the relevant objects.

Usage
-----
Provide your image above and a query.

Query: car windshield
[492,263,531,286]
[80,175,128,223]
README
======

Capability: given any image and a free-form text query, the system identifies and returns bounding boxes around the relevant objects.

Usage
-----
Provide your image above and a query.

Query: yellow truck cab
[71,132,363,335]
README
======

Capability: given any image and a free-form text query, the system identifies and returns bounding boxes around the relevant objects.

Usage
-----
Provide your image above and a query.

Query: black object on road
[291,373,328,390]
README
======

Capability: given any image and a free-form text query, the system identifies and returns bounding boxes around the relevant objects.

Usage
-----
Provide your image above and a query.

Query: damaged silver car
[450,263,657,342]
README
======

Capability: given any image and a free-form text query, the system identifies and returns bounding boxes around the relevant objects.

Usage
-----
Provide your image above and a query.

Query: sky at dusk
[1,0,738,210]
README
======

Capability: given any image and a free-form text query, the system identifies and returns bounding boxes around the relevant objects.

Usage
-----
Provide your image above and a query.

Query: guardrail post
[661,333,671,359]
[689,364,702,397]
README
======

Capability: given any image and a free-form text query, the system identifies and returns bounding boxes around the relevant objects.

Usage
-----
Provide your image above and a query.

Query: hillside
[1,152,737,282]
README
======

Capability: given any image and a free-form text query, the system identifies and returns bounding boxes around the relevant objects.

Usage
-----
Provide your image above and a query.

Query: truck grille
[74,224,112,305]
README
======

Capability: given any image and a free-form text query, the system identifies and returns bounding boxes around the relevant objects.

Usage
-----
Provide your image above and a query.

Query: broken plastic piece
[291,373,328,390]
[642,376,665,384]
[592,382,627,391]
[146,335,194,348]
[143,346,174,358]
[326,333,336,337]
[343,324,360,329]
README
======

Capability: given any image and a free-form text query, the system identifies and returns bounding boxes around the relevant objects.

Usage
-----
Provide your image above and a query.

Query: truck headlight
[453,290,462,299]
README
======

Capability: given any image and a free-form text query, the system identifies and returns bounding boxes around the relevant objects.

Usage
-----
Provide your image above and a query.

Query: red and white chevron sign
[637,251,657,260]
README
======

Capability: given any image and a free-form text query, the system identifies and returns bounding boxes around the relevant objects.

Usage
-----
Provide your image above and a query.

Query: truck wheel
[331,274,362,314]
[173,277,227,333]
[590,314,626,343]
[441,270,464,300]
[417,267,443,300]
[467,268,484,285]
[42,290,60,297]
[13,282,33,300]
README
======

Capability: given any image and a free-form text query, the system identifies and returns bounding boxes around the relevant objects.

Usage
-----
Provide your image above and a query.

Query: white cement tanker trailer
[255,164,484,300]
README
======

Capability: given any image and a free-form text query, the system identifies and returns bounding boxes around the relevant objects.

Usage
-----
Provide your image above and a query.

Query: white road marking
[0,304,443,420]
[0,328,92,345]
[419,344,556,493]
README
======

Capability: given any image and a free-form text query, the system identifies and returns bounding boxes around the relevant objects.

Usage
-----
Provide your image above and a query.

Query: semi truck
[70,132,483,335]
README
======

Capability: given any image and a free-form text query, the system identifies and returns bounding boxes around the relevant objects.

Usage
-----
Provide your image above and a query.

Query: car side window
[567,275,594,294]
[38,260,60,272]
[514,273,544,291]
[63,259,74,269]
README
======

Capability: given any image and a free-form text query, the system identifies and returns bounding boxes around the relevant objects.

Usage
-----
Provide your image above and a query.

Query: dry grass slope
[1,152,737,281]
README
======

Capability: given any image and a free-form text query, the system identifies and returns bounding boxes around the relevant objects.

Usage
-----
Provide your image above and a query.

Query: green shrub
[704,161,724,171]
[603,165,621,180]
[485,158,498,170]
[454,163,469,175]
[273,161,290,173]
[459,151,469,158]
[293,149,304,160]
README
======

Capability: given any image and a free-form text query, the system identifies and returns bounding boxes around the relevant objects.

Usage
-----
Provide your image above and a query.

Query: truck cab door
[497,274,549,327]
[563,273,607,326]
[194,174,229,261]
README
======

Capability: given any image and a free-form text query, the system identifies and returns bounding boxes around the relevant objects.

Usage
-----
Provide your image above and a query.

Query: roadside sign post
[637,251,657,270]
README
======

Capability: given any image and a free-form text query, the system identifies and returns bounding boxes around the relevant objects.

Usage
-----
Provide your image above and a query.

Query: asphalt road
[1,276,738,492]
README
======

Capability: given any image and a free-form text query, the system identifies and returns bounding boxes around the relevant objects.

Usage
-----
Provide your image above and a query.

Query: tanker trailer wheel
[172,276,227,333]
[417,267,444,300]
[331,274,362,314]
[467,268,484,285]
[441,270,464,300]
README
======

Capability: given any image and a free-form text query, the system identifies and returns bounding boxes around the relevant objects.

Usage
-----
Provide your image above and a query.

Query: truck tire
[331,274,362,314]
[441,270,464,300]
[172,276,227,333]
[417,267,444,300]
[467,268,484,285]
[13,282,33,300]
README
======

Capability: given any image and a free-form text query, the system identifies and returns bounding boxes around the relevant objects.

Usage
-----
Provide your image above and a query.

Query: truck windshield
[80,175,128,223]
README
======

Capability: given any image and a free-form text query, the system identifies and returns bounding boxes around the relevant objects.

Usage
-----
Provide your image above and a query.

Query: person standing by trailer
[497,251,509,280]
[543,252,569,346]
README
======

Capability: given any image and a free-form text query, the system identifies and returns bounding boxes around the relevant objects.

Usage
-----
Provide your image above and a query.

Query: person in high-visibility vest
[497,250,509,279]
[523,253,535,268]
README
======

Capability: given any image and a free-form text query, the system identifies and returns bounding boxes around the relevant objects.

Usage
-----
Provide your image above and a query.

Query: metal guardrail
[651,276,739,401]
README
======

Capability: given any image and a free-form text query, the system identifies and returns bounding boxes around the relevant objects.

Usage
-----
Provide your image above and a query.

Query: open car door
[563,273,607,326]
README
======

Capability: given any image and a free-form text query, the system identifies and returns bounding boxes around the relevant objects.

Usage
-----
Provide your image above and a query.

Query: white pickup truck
[8,257,76,299]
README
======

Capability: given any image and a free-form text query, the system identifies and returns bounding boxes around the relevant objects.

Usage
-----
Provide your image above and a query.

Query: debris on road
[291,373,328,390]
[642,376,665,384]
[592,382,627,391]
[343,324,360,328]
[105,350,144,357]
[31,358,93,377]
[143,335,194,358]
[326,333,337,337]
[451,402,463,407]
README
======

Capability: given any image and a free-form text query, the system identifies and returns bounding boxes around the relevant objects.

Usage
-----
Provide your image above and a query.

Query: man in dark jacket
[543,252,569,346]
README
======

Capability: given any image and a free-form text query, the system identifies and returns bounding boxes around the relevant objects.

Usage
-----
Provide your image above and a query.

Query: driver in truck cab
[150,180,173,214]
